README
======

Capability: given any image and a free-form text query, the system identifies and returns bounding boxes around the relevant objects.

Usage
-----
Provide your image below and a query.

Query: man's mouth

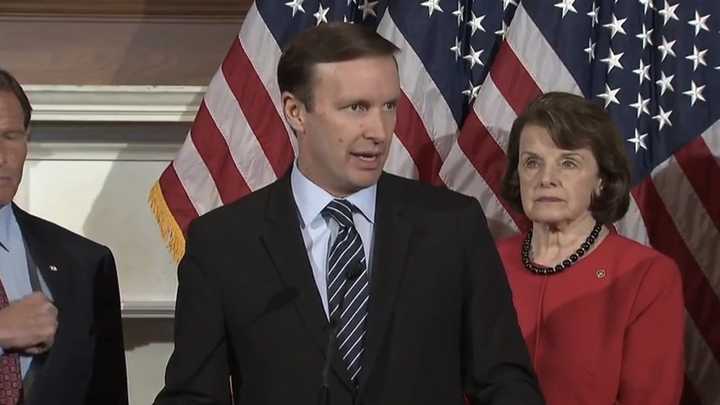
[351,152,381,161]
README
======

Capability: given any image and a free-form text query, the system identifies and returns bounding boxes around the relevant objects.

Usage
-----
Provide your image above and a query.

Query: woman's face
[518,124,602,229]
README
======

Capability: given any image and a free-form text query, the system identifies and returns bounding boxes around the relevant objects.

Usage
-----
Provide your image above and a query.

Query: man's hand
[0,292,58,354]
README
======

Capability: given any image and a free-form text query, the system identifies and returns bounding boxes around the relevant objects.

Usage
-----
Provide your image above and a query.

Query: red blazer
[497,232,684,405]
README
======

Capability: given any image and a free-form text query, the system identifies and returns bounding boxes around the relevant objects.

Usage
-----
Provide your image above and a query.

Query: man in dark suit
[0,69,128,404]
[155,23,542,405]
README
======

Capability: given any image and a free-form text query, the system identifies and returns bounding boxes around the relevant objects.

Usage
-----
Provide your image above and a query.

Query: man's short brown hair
[501,92,631,225]
[0,69,32,129]
[277,22,399,110]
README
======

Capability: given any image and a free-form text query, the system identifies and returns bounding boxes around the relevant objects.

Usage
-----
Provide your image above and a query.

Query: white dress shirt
[290,163,376,318]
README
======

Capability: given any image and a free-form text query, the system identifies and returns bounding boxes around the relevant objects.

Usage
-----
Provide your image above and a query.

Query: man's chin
[0,188,17,206]
[352,172,382,188]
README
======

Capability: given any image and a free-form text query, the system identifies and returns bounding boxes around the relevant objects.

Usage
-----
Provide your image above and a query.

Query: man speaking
[155,23,542,405]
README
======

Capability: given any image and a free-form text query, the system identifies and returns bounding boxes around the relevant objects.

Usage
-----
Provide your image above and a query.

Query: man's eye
[1,131,26,142]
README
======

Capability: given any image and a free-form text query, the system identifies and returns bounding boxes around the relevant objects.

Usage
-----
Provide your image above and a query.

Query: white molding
[121,301,175,318]
[24,85,206,122]
[27,141,181,161]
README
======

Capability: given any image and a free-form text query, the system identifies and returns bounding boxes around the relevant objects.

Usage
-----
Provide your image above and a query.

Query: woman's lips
[535,197,563,202]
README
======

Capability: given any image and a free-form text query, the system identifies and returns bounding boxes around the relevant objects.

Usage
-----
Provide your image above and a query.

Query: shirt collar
[290,161,377,226]
[0,204,15,252]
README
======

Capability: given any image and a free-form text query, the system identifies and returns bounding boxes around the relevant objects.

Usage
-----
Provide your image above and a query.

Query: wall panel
[0,0,251,17]
[0,17,242,85]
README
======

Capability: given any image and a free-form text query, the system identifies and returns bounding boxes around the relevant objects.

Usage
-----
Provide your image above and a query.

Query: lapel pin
[596,269,606,279]
[49,265,59,272]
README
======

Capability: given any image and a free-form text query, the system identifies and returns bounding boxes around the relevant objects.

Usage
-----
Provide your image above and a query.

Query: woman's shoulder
[607,235,684,326]
[495,233,525,254]
[604,233,680,277]
[495,233,525,274]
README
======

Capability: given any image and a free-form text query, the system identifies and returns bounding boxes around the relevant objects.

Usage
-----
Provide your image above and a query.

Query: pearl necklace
[521,222,602,275]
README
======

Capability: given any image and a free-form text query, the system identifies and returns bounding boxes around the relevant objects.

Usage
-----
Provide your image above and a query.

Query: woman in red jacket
[497,92,684,405]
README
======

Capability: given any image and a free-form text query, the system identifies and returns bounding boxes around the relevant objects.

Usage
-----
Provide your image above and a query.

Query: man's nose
[363,109,394,142]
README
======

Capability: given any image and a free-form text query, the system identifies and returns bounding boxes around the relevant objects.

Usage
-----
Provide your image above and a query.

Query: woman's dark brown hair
[501,92,631,225]
[277,22,399,111]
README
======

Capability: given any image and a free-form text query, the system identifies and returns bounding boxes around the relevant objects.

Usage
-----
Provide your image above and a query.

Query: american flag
[148,0,720,403]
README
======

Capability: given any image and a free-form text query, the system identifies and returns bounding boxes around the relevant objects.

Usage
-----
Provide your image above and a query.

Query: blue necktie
[324,199,369,384]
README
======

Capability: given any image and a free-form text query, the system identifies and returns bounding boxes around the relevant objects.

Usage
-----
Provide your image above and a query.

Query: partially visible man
[0,69,127,405]
[155,23,542,405]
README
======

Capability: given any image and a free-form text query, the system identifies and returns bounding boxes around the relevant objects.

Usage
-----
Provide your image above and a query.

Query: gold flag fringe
[148,182,186,263]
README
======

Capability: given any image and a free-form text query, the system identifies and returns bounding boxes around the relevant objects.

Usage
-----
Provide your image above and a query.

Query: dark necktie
[0,279,22,405]
[324,199,369,384]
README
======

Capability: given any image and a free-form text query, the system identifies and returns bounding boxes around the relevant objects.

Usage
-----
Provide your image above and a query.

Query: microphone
[319,261,364,405]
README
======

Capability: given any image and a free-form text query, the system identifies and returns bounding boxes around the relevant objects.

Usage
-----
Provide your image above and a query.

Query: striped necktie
[0,279,22,405]
[324,199,369,384]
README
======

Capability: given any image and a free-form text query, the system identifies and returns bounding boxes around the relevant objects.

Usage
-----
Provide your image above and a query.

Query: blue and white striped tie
[324,199,369,384]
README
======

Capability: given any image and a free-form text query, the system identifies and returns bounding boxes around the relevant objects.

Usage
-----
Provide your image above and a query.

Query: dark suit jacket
[12,205,128,405]
[155,172,543,405]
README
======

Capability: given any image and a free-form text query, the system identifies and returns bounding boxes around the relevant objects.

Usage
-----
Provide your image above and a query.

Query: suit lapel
[12,205,73,315]
[259,175,355,389]
[358,174,413,390]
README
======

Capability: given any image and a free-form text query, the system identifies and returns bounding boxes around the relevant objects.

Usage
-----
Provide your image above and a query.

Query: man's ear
[282,91,306,134]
